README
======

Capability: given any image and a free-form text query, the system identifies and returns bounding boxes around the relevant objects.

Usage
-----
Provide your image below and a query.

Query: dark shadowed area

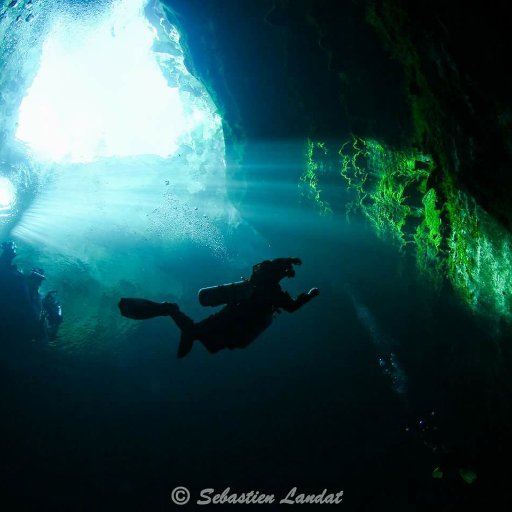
[1,0,512,510]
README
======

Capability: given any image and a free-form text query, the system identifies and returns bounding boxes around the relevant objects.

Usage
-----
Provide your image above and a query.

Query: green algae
[339,136,432,249]
[302,135,512,324]
[300,139,333,215]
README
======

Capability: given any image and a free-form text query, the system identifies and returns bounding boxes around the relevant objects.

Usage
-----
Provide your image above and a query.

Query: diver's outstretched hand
[308,287,320,298]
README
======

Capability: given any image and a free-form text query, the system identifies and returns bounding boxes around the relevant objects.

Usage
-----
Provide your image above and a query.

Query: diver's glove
[292,287,319,310]
[308,287,320,298]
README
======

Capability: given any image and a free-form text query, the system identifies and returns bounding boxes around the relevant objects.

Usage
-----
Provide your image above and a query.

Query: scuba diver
[25,267,63,341]
[119,257,319,358]
[25,267,47,340]
[0,241,20,276]
[42,291,63,340]
[1,241,27,338]
[0,241,63,343]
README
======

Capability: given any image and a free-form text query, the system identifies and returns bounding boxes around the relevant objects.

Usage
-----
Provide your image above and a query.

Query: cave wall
[160,0,512,233]
[366,0,512,230]
[159,0,411,224]
[4,0,510,241]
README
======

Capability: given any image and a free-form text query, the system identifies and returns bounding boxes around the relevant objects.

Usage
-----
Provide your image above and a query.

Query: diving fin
[118,298,173,320]
[177,332,194,358]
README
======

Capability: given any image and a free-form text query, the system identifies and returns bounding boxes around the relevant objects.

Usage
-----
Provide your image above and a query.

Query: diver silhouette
[0,241,63,343]
[0,241,19,274]
[118,257,319,358]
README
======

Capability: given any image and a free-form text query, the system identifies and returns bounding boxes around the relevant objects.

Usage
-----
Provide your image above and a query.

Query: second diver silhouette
[118,257,319,358]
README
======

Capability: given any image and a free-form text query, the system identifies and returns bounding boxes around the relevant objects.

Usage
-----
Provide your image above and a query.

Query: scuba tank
[42,291,63,340]
[198,280,254,307]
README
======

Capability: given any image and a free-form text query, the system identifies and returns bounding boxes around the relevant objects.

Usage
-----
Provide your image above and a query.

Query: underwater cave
[1,0,512,509]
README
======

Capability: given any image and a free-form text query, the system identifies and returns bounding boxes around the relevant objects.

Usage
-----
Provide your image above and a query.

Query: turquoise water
[0,0,507,509]
[1,194,496,509]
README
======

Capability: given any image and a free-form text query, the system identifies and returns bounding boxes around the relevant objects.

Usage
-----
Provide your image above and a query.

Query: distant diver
[118,257,319,358]
[0,240,19,274]
[0,241,63,343]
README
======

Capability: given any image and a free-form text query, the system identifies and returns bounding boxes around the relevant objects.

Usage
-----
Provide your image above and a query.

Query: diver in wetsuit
[0,241,28,339]
[0,241,19,274]
[24,267,63,341]
[0,242,63,343]
[118,257,319,358]
[25,267,46,340]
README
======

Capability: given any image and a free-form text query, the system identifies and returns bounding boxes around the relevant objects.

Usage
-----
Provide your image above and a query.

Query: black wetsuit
[170,282,314,353]
[0,262,25,335]
[0,261,51,343]
[118,257,318,357]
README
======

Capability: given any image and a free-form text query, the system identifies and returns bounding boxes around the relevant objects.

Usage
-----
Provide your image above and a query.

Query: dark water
[1,1,511,510]
[2,189,507,510]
